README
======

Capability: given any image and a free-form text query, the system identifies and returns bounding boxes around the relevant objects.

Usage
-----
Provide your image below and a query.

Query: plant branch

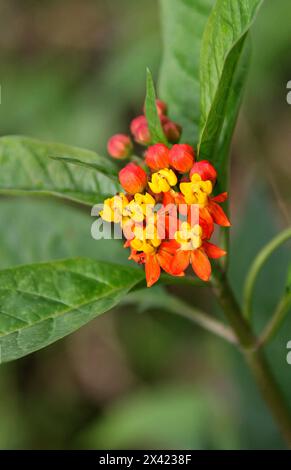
[123,289,237,344]
[243,227,291,320]
[258,293,291,347]
[211,267,255,347]
[245,350,291,448]
[211,266,291,448]
[167,296,237,344]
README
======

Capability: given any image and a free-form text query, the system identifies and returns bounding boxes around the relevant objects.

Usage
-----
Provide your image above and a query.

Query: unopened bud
[130,115,151,145]
[119,162,147,195]
[145,143,170,170]
[169,144,194,173]
[190,160,217,183]
[107,134,133,159]
[161,117,182,143]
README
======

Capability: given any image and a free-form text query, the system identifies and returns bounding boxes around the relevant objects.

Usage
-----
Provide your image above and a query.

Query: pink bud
[130,115,151,145]
[169,144,195,173]
[190,160,217,183]
[119,162,147,195]
[145,143,170,170]
[107,134,133,159]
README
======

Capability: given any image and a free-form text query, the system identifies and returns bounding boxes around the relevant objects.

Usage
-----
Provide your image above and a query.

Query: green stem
[211,268,255,348]
[258,293,291,347]
[167,296,237,344]
[124,290,236,344]
[245,350,291,448]
[212,267,291,448]
[243,227,291,320]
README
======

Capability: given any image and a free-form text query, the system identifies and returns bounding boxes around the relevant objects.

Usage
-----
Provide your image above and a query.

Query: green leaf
[216,39,251,196]
[198,0,263,190]
[159,0,215,145]
[144,69,168,145]
[0,258,144,363]
[0,198,129,269]
[0,136,120,206]
[49,155,118,178]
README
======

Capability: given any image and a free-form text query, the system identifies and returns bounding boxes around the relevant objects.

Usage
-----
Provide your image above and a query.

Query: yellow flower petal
[190,173,202,183]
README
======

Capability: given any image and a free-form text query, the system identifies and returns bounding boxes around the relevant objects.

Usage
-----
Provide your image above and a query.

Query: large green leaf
[0,258,144,363]
[198,0,263,190]
[0,136,120,206]
[0,199,129,269]
[159,0,215,145]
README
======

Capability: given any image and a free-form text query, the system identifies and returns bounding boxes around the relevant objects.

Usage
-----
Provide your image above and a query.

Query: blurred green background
[0,0,290,449]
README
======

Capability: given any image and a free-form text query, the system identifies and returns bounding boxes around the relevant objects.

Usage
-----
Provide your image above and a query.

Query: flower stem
[258,293,291,347]
[243,227,291,320]
[167,296,237,344]
[212,267,291,448]
[245,349,291,448]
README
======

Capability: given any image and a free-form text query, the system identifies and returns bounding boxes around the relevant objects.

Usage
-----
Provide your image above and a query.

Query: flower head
[101,97,230,287]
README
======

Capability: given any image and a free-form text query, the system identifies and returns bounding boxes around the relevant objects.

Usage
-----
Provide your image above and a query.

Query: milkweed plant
[0,0,291,448]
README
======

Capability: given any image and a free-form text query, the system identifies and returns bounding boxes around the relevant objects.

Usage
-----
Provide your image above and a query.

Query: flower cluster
[101,100,230,287]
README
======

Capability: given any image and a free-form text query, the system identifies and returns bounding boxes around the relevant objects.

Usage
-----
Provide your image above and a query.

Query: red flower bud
[107,134,133,159]
[119,162,147,195]
[190,160,217,183]
[161,117,182,143]
[169,144,194,173]
[130,115,151,145]
[145,143,170,170]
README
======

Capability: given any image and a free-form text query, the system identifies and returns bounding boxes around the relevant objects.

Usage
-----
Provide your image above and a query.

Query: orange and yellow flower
[101,99,230,287]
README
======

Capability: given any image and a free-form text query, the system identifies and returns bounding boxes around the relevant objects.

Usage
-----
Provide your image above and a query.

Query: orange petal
[156,250,176,276]
[191,248,211,281]
[211,192,228,203]
[171,250,191,275]
[163,214,179,239]
[162,191,174,206]
[198,207,214,239]
[157,245,184,277]
[160,239,180,254]
[156,250,171,273]
[203,241,227,259]
[208,201,231,227]
[145,254,161,287]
